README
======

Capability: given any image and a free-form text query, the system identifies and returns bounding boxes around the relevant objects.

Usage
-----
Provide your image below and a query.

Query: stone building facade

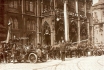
[92,0,104,46]
[4,0,38,46]
[2,0,92,46]
[0,0,7,41]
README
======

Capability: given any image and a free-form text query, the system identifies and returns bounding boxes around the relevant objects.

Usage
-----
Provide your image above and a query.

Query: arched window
[14,18,18,29]
[94,12,97,19]
[29,21,32,30]
[9,0,18,8]
[30,1,33,12]
[14,0,18,8]
[32,21,35,30]
[26,0,34,12]
[9,18,13,28]
[26,1,29,11]
[9,0,13,8]
[27,21,30,30]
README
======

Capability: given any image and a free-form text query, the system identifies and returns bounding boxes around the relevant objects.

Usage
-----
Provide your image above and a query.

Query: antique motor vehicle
[15,44,48,63]
[28,45,48,63]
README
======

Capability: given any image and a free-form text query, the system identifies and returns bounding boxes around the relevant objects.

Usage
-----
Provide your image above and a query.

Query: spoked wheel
[28,53,37,63]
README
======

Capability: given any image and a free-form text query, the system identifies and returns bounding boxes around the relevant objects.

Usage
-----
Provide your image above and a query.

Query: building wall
[5,0,23,45]
[3,0,92,46]
[4,0,38,46]
[0,0,7,41]
[93,9,104,23]
[41,16,55,45]
[92,0,104,46]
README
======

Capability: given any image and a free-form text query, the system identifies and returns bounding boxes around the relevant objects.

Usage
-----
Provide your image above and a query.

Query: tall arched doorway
[42,21,51,45]
[69,21,77,42]
[55,19,64,43]
[80,22,87,40]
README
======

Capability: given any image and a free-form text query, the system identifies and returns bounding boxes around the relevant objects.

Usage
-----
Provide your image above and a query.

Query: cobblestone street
[0,55,104,70]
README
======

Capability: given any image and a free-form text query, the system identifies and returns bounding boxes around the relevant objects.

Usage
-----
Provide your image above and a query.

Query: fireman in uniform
[60,40,66,61]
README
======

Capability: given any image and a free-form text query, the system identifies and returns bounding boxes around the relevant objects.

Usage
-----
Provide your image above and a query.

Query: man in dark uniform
[77,43,82,58]
[36,43,42,58]
[60,41,66,61]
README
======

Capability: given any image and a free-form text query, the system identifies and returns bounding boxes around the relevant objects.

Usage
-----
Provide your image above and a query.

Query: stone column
[87,19,90,43]
[85,0,90,43]
[90,16,94,45]
[51,31,54,45]
[37,0,41,44]
[84,0,87,17]
[51,19,55,45]
[102,24,104,44]
[23,18,26,45]
[54,0,56,9]
[64,1,69,42]
[22,0,25,45]
[41,0,43,15]
[76,0,80,43]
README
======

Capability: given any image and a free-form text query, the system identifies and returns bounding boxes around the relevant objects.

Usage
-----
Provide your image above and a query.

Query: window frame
[32,20,35,30]
[26,0,29,11]
[30,1,34,12]
[9,0,14,8]
[14,0,18,8]
[25,0,34,12]
[9,0,18,8]
[27,20,32,30]
[14,18,18,29]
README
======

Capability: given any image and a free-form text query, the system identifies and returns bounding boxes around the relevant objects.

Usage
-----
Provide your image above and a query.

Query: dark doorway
[42,21,51,45]
[69,21,77,42]
[80,22,87,40]
[55,19,64,43]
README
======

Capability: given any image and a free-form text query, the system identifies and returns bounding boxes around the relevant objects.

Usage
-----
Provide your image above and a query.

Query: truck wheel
[28,53,37,63]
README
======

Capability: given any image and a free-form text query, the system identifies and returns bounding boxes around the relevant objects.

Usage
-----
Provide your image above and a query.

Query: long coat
[60,43,66,52]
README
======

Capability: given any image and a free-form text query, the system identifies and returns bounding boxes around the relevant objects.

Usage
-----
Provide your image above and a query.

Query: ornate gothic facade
[1,0,92,46]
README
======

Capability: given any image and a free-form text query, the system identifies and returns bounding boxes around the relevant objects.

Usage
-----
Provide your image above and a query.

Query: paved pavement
[0,55,104,70]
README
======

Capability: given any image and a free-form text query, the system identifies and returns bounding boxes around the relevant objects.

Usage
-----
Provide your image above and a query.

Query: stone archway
[80,22,87,40]
[69,21,77,42]
[42,21,51,45]
[55,19,64,43]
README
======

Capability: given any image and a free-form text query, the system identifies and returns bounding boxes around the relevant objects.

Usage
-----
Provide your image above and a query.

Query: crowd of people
[45,41,104,61]
[0,40,104,63]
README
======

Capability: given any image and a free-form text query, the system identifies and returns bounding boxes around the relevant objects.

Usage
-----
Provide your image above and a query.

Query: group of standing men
[51,40,67,61]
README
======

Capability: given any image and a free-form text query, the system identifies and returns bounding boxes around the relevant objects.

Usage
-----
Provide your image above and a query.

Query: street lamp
[56,17,60,21]
[14,35,16,39]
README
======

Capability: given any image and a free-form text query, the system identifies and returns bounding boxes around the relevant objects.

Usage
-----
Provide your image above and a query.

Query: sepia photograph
[0,0,104,70]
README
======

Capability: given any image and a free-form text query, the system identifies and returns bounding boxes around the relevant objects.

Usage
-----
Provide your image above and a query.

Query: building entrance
[42,21,51,45]
[80,22,87,40]
[55,20,64,43]
[69,21,77,42]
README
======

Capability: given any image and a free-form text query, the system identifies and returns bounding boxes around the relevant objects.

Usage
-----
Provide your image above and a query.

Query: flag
[6,27,10,43]
[8,22,11,26]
